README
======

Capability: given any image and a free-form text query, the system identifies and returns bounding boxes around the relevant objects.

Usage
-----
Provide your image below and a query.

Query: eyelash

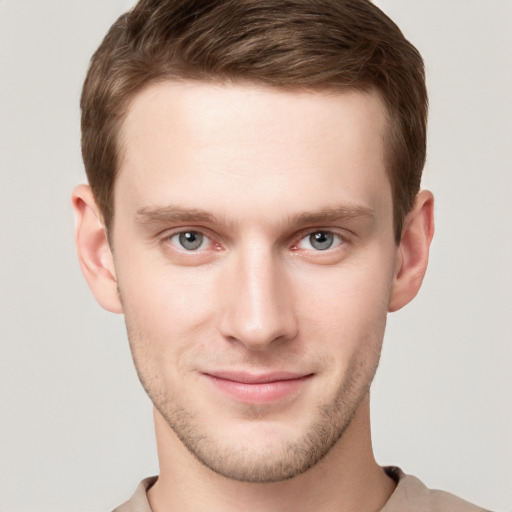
[164,229,220,252]
[292,231,345,252]
[161,228,347,253]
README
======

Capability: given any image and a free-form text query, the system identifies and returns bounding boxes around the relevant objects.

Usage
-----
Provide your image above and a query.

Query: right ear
[71,184,123,313]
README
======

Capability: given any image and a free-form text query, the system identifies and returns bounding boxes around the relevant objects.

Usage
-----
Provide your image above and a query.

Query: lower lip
[205,375,312,404]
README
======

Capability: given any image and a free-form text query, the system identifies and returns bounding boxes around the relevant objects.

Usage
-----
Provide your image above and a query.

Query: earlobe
[388,190,435,312]
[71,184,123,314]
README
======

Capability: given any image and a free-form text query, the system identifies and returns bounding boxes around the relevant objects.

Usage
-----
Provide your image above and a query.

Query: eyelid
[160,227,220,252]
[291,228,348,251]
[157,225,350,253]
[170,232,207,251]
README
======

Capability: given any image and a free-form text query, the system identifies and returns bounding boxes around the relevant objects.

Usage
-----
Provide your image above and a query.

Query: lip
[202,371,313,404]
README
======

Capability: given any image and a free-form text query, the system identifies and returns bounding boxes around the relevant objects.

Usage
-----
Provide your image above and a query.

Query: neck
[147,395,395,512]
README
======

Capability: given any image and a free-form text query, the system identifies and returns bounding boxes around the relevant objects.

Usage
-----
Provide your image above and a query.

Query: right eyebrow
[135,205,223,225]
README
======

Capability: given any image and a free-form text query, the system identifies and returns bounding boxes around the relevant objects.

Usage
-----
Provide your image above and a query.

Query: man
[72,0,490,510]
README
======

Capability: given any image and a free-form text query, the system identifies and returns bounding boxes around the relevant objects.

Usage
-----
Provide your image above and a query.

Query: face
[111,82,398,482]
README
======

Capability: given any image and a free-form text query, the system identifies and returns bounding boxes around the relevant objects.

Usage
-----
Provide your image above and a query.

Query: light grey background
[0,1,510,511]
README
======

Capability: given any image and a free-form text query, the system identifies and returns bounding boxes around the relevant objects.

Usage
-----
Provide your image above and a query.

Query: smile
[202,371,314,404]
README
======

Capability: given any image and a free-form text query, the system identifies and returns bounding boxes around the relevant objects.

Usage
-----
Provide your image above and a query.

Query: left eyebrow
[288,204,374,228]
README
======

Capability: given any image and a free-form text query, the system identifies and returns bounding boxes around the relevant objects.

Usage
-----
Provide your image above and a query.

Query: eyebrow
[135,203,374,227]
[288,205,374,228]
[136,205,222,225]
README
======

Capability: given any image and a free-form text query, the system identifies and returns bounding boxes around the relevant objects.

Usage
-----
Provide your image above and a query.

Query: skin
[73,81,434,512]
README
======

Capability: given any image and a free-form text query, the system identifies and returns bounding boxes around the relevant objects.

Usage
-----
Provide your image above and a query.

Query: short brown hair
[81,0,427,242]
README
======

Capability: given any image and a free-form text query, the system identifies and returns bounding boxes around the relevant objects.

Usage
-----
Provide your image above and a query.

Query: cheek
[116,255,222,375]
[298,259,393,319]
[294,255,394,354]
[119,255,218,324]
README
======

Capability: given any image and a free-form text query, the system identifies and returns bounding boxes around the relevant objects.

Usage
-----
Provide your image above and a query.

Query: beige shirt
[112,467,490,512]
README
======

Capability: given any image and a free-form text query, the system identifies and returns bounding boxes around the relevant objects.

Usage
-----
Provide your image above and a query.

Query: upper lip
[203,371,312,384]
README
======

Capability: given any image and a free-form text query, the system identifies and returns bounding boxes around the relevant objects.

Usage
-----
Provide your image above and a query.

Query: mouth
[202,371,314,404]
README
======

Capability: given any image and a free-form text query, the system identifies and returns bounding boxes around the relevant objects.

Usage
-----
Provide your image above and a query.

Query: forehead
[115,81,391,227]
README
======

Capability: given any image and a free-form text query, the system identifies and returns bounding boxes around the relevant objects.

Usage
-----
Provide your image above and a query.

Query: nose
[218,244,298,350]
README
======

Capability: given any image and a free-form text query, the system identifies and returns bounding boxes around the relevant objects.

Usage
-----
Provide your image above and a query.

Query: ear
[388,190,435,312]
[71,184,123,314]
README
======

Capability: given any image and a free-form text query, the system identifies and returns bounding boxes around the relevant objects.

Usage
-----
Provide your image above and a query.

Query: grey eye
[178,231,204,250]
[309,232,334,250]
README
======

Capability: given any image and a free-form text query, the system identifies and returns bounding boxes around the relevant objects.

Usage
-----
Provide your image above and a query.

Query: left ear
[388,190,435,312]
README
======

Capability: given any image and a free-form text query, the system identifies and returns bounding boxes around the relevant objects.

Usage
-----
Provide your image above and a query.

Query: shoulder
[111,476,157,512]
[381,467,491,512]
